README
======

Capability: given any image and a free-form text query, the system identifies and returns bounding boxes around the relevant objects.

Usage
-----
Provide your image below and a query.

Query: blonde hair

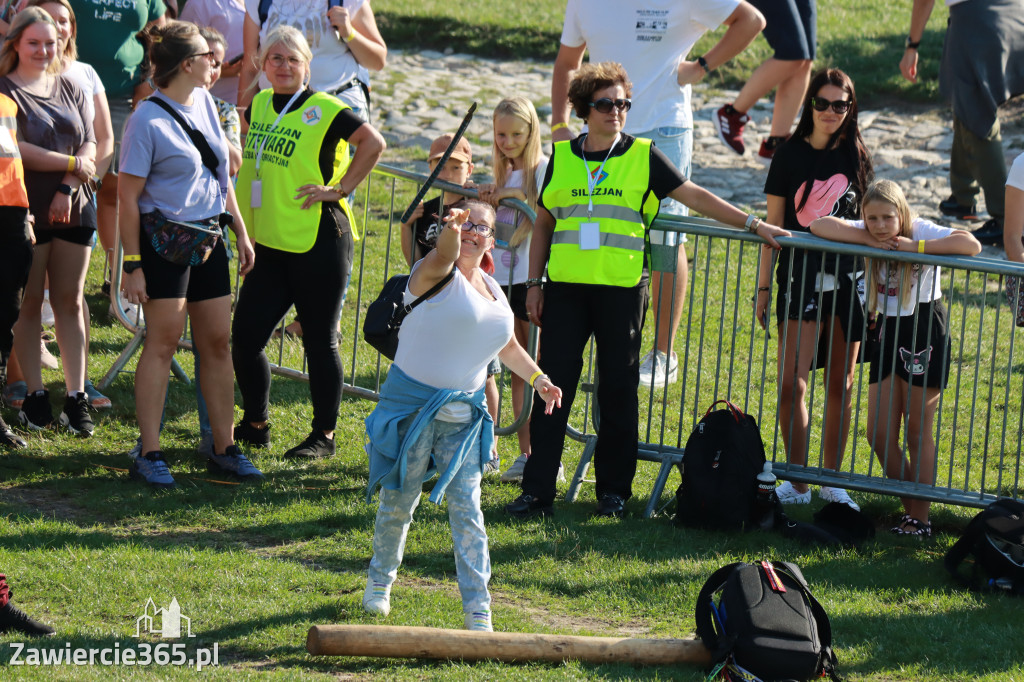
[0,7,61,78]
[27,0,77,63]
[251,25,312,92]
[863,179,915,311]
[491,97,542,247]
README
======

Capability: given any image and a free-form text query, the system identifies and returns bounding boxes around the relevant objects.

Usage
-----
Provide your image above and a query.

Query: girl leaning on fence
[810,179,981,537]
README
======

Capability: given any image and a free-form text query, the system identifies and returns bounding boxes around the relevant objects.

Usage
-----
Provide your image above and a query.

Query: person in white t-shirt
[550,0,766,389]
[1003,152,1024,264]
[811,180,980,538]
[180,0,246,105]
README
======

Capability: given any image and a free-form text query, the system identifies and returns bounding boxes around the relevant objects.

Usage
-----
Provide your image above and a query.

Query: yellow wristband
[67,155,76,172]
[551,122,568,132]
[529,370,544,387]
[917,240,925,254]
[123,254,141,262]
[343,29,356,42]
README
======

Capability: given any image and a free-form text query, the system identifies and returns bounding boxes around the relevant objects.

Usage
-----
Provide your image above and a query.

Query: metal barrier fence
[102,164,1024,517]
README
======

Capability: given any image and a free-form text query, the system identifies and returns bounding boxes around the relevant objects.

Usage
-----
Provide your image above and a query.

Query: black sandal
[891,515,932,538]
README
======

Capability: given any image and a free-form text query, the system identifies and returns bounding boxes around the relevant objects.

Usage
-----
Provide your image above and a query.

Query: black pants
[521,280,648,504]
[0,208,33,382]
[231,221,353,432]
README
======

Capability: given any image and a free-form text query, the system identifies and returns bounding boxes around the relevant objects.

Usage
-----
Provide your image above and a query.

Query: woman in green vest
[233,25,384,459]
[505,61,790,520]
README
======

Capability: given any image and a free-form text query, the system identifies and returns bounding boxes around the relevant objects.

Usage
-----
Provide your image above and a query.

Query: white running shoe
[464,609,493,632]
[819,486,861,512]
[775,480,811,504]
[500,453,529,483]
[638,349,678,388]
[362,579,391,616]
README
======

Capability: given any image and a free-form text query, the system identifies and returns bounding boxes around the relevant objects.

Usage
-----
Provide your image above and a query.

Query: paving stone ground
[371,49,1024,255]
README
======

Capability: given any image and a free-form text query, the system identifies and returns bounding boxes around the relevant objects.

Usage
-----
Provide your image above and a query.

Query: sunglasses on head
[589,97,632,114]
[809,96,851,114]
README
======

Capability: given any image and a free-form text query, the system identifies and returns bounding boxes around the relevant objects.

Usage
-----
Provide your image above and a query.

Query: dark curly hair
[567,61,632,122]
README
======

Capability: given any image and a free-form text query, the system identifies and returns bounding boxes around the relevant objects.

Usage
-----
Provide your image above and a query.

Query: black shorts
[500,283,529,322]
[869,301,951,389]
[140,232,231,302]
[752,0,817,61]
[33,225,96,246]
[775,272,866,338]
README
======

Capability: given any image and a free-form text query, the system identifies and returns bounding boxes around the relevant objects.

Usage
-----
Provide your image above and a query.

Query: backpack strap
[769,561,844,682]
[695,562,746,664]
[703,400,744,423]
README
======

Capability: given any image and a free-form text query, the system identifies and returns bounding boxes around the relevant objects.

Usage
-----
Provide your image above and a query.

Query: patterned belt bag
[1006,275,1024,328]
[140,210,224,267]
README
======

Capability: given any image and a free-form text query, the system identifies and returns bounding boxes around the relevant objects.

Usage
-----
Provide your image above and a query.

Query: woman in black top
[756,68,873,509]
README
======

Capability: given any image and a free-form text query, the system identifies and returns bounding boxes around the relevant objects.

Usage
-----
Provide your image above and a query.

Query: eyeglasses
[267,54,304,68]
[461,221,494,237]
[188,51,216,63]
[809,96,851,114]
[589,97,632,114]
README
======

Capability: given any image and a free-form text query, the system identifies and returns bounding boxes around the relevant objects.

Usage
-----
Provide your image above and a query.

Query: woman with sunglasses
[364,199,562,631]
[756,67,874,509]
[119,20,256,488]
[232,25,384,460]
[506,61,789,520]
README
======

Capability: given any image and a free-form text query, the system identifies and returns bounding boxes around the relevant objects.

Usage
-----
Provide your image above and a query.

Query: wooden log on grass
[306,624,712,666]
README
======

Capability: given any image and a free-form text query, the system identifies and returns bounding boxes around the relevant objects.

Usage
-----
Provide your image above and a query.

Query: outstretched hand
[534,376,563,415]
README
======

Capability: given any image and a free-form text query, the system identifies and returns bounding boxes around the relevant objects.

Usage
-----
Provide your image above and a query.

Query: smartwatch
[57,183,73,196]
[122,261,143,274]
[905,36,921,50]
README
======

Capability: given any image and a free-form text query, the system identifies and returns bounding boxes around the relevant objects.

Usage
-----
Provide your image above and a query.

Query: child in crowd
[810,179,980,537]
[476,97,553,484]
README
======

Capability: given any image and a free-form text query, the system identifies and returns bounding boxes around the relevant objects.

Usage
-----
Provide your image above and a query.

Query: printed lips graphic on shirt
[795,174,857,228]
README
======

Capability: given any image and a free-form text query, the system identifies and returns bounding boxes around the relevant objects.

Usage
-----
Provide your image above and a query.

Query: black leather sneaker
[0,416,26,449]
[938,195,978,220]
[18,390,52,430]
[0,601,55,636]
[284,430,336,459]
[59,392,94,437]
[505,493,553,519]
[971,218,1004,246]
[234,420,270,448]
[594,493,627,518]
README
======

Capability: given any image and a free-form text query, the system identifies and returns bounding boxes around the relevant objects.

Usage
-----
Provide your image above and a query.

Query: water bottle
[754,462,777,530]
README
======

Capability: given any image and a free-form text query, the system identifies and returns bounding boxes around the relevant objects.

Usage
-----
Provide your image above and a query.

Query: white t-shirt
[1007,151,1024,191]
[396,265,514,421]
[849,217,954,317]
[181,0,247,105]
[559,0,739,133]
[492,157,547,286]
[64,61,104,124]
[245,0,369,110]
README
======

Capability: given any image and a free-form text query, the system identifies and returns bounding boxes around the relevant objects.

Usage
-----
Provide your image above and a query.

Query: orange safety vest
[0,93,29,209]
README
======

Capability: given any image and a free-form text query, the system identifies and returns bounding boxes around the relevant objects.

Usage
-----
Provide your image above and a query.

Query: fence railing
[102,163,1024,516]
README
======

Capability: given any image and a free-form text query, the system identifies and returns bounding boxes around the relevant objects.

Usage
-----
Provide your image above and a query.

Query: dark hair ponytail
[138,20,201,89]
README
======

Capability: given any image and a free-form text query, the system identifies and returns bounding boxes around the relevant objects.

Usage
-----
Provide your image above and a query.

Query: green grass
[3,167,1024,679]
[375,0,950,103]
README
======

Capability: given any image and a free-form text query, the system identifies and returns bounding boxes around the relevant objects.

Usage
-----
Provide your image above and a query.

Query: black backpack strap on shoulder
[695,562,745,663]
[769,562,844,682]
[144,97,220,177]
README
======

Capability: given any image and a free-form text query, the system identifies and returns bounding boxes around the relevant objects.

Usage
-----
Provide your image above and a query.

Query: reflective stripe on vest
[236,90,356,252]
[542,137,659,287]
[0,95,28,209]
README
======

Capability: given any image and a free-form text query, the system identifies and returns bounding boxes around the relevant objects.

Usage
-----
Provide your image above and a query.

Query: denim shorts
[635,126,692,246]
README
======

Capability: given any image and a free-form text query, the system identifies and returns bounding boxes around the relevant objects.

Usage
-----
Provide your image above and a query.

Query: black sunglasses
[809,96,851,114]
[188,50,216,63]
[589,97,632,114]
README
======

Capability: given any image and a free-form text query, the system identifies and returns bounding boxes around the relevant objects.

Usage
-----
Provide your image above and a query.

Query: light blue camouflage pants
[368,417,491,614]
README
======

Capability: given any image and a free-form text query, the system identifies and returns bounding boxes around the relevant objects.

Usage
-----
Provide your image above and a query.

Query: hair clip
[151,35,163,43]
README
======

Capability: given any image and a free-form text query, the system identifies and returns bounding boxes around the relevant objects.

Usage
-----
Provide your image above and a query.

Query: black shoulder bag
[363,269,455,360]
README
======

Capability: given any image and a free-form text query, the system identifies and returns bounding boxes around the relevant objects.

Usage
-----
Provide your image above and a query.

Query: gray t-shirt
[120,88,229,221]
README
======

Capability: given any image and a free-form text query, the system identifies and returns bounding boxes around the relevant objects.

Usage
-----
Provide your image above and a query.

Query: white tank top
[395,264,514,421]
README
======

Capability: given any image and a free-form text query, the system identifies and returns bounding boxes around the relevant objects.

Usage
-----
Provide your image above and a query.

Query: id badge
[250,179,262,208]
[579,221,600,250]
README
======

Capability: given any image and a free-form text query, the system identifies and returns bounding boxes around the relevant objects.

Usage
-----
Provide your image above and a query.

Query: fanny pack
[141,210,224,267]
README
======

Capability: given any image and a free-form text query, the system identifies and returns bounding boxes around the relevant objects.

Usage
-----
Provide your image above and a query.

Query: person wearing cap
[400,132,476,267]
[232,25,385,460]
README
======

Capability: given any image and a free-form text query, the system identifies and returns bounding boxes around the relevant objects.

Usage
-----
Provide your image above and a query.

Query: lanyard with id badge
[250,88,304,208]
[577,133,619,250]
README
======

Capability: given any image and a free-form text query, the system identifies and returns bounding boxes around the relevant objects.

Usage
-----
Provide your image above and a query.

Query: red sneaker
[713,105,749,155]
[757,135,790,165]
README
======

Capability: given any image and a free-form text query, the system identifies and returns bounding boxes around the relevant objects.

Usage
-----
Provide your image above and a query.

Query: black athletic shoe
[18,390,52,430]
[284,430,336,459]
[0,601,55,636]
[938,195,978,220]
[505,493,554,519]
[59,392,94,437]
[594,493,627,518]
[234,421,270,448]
[971,218,1004,246]
[0,416,26,449]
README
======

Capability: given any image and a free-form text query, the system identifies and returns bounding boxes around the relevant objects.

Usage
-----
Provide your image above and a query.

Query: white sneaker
[41,291,55,327]
[464,609,492,632]
[819,486,861,512]
[362,579,391,616]
[109,301,144,325]
[484,456,500,477]
[638,349,678,388]
[500,454,528,483]
[775,480,811,504]
[556,462,566,483]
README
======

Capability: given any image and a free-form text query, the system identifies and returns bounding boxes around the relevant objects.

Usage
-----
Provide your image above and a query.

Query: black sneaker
[0,416,26,449]
[0,601,55,636]
[971,217,1004,246]
[59,392,94,437]
[234,421,270,448]
[505,493,553,519]
[284,430,336,459]
[938,195,978,220]
[18,390,52,430]
[594,493,627,518]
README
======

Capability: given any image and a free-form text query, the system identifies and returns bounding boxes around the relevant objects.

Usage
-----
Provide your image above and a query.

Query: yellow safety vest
[0,94,29,209]
[542,137,659,287]
[237,89,357,253]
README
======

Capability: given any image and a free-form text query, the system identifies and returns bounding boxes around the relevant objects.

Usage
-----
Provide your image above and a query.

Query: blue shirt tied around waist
[365,365,494,504]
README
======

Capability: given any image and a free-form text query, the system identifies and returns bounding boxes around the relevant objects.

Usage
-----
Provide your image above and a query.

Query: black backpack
[675,400,766,530]
[696,561,842,682]
[944,498,1024,595]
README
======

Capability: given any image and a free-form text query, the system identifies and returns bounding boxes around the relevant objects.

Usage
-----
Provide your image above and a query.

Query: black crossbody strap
[144,97,220,177]
[395,268,455,325]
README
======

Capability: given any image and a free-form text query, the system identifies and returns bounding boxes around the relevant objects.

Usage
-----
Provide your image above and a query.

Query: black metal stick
[400,101,478,224]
